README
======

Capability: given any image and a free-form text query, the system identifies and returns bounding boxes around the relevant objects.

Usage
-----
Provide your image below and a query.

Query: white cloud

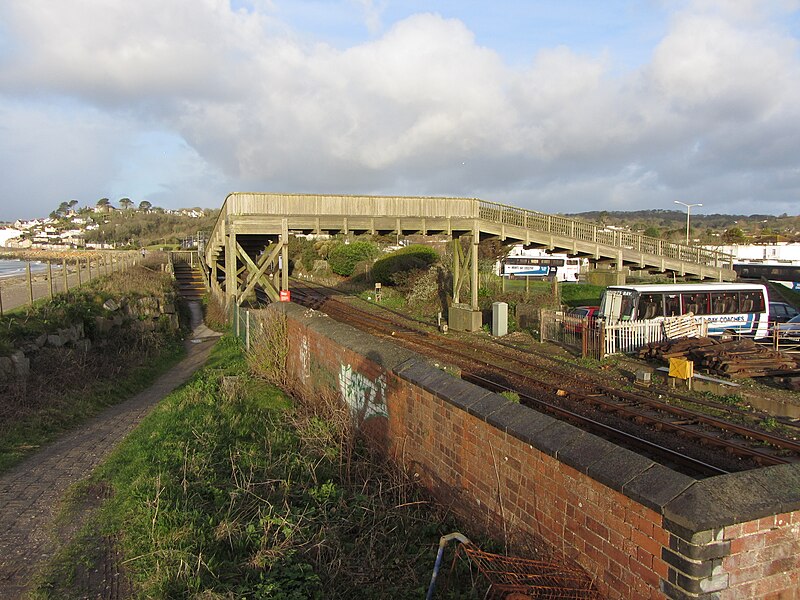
[352,0,385,35]
[1,0,800,220]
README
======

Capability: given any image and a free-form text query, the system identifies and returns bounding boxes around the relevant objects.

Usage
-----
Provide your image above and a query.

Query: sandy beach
[0,257,124,314]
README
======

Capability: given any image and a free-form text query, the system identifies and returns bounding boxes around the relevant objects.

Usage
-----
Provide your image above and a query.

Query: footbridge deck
[203,193,735,324]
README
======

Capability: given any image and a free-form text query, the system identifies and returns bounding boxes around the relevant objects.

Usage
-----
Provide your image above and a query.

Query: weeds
[246,309,289,387]
[203,293,228,332]
[36,334,478,599]
[500,391,520,403]
[0,261,185,472]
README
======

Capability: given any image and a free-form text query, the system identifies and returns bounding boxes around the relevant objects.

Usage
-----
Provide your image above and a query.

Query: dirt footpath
[0,311,221,599]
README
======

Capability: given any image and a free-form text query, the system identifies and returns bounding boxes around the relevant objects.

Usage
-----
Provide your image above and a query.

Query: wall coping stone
[527,420,585,459]
[623,464,695,513]
[664,463,800,532]
[486,402,530,432]
[586,445,655,493]
[397,359,491,408]
[557,433,628,476]
[466,393,510,422]
[503,407,561,445]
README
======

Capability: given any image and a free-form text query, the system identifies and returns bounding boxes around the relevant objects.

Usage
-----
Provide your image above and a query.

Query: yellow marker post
[669,357,694,390]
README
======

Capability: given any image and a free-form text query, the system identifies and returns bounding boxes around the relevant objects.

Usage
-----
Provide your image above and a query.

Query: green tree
[644,226,660,238]
[327,241,380,276]
[119,197,133,210]
[138,200,152,211]
[96,198,111,209]
[722,227,747,243]
[372,244,440,284]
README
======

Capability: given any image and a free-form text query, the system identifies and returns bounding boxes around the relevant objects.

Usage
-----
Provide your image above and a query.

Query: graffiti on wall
[338,363,388,422]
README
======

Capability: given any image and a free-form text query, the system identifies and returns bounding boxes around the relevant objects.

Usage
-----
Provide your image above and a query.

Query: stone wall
[273,302,800,600]
[0,294,179,384]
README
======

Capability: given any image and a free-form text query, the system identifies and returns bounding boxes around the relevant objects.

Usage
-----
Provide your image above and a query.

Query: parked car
[563,306,599,334]
[774,314,800,337]
[769,301,799,323]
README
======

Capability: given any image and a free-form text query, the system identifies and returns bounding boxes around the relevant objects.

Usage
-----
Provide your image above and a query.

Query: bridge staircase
[172,260,206,301]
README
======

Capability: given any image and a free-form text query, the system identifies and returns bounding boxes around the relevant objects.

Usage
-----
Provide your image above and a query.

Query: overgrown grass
[0,339,184,473]
[35,335,483,599]
[0,262,187,472]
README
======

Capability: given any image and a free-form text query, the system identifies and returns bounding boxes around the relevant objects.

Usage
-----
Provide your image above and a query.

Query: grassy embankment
[34,328,487,599]
[0,260,186,472]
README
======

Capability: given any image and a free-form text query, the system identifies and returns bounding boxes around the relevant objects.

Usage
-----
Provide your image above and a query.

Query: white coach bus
[499,247,584,282]
[598,283,770,339]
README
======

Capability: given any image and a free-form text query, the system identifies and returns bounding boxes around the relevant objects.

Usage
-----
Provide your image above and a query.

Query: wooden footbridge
[201,192,735,329]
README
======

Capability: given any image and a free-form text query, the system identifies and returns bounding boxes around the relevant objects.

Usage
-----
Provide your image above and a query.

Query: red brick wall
[723,514,800,598]
[278,304,800,600]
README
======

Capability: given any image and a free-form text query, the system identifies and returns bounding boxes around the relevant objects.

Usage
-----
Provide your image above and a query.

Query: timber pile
[662,313,707,339]
[638,337,799,378]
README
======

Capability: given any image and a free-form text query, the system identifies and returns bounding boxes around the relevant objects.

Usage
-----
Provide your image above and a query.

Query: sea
[0,259,49,279]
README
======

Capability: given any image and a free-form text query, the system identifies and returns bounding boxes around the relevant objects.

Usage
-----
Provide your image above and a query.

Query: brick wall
[274,303,800,599]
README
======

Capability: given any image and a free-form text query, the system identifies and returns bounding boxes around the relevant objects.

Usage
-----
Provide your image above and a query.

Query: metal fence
[231,303,256,350]
[541,309,605,360]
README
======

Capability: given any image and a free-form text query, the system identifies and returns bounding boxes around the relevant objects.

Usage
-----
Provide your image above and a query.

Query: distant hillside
[565,209,799,243]
[84,209,221,247]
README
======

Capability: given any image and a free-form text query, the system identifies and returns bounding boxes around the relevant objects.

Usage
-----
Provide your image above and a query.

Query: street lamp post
[674,201,702,245]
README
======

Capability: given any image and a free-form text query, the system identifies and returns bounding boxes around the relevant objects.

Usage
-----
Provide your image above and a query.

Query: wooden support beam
[471,228,479,311]
[236,240,282,303]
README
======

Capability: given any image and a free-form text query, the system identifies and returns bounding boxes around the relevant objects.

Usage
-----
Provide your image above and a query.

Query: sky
[1,0,800,222]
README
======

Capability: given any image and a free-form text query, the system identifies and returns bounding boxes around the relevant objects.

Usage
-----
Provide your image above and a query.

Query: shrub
[327,241,380,277]
[288,236,320,273]
[372,245,440,285]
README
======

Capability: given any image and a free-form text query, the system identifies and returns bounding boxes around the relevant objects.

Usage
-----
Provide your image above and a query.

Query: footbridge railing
[478,200,733,269]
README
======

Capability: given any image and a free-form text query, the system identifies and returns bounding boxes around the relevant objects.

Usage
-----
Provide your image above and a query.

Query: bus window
[637,293,662,319]
[664,294,680,317]
[619,294,635,320]
[739,290,765,313]
[711,293,728,314]
[724,294,739,314]
[681,292,710,315]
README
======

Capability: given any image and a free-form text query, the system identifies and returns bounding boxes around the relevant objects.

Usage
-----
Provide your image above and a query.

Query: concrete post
[492,302,508,337]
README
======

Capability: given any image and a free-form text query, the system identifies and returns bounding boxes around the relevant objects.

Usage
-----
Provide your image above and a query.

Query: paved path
[0,305,221,598]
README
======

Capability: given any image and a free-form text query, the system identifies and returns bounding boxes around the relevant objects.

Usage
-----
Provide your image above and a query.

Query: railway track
[287,279,800,477]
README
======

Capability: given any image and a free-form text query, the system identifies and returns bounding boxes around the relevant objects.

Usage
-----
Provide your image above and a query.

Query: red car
[563,306,599,334]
